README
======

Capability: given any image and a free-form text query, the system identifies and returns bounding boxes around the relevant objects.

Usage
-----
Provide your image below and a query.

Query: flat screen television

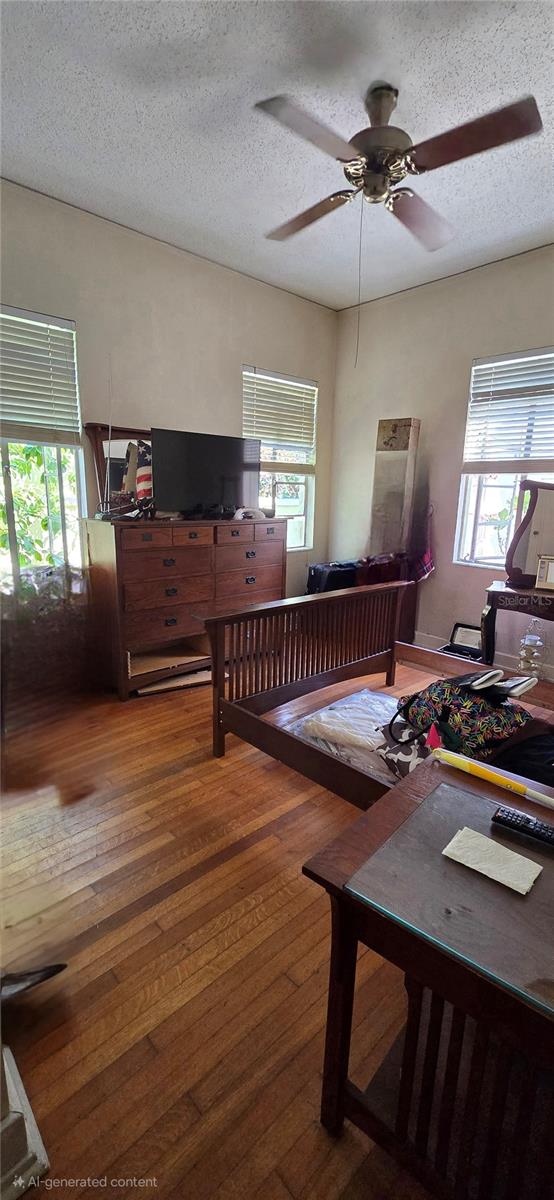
[151,428,261,518]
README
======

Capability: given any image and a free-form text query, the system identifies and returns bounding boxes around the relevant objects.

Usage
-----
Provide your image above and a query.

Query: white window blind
[0,306,81,446]
[463,348,554,472]
[242,367,317,460]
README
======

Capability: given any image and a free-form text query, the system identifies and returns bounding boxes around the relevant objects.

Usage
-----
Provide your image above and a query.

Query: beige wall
[0,180,337,597]
[2,180,553,667]
[330,246,554,670]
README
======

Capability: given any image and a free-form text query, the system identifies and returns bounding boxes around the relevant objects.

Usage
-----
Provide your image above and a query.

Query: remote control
[491,805,554,848]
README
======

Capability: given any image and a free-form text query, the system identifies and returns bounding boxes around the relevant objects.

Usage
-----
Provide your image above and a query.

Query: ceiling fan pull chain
[354,193,364,370]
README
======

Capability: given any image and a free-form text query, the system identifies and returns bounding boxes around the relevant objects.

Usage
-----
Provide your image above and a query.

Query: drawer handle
[163,558,176,567]
[231,529,240,537]
[188,531,198,539]
[165,617,178,626]
[142,532,153,542]
[165,587,178,596]
[266,527,275,535]
[246,576,256,585]
[246,550,256,559]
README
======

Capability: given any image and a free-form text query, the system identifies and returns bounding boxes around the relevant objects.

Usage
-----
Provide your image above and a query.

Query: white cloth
[442,827,542,895]
[302,694,389,752]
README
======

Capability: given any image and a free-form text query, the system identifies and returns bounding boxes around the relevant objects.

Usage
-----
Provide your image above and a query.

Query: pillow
[376,725,432,779]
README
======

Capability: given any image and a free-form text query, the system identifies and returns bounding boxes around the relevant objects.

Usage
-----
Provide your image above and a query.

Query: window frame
[0,306,85,584]
[0,435,86,585]
[453,470,554,569]
[242,366,318,552]
[258,461,316,552]
[454,348,554,568]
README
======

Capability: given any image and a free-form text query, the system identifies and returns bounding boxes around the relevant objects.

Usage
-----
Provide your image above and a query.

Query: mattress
[289,689,400,786]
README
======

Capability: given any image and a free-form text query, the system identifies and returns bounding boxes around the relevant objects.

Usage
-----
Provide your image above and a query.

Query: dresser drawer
[215,541,283,572]
[124,604,203,647]
[215,523,254,544]
[124,574,214,612]
[120,527,173,549]
[215,564,283,599]
[214,588,282,614]
[254,522,286,542]
[172,526,214,546]
[120,545,213,581]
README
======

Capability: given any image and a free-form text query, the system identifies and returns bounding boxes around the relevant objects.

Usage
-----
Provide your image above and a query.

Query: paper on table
[442,827,543,895]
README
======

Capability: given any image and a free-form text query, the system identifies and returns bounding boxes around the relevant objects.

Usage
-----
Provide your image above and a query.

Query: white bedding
[301,698,389,752]
[290,689,399,786]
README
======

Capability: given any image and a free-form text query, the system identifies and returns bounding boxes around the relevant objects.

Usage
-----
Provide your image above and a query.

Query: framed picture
[536,555,554,591]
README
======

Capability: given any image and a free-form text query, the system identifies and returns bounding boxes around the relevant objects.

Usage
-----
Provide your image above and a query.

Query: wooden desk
[303,761,554,1200]
[482,579,554,664]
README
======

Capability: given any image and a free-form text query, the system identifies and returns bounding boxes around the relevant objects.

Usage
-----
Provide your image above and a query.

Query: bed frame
[205,582,416,810]
[205,582,554,812]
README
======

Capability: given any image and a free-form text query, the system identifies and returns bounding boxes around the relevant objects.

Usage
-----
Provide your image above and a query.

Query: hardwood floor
[2,669,435,1200]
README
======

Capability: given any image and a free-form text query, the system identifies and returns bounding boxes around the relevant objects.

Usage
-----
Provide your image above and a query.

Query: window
[242,366,318,550]
[454,348,554,567]
[0,306,83,583]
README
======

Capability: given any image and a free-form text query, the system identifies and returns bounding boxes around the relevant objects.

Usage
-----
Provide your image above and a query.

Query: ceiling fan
[255,84,542,250]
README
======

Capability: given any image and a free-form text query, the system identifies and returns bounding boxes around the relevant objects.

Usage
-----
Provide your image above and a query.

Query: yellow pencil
[432,747,554,812]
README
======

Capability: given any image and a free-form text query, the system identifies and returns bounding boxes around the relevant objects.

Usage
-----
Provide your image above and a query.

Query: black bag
[494,733,554,786]
[306,561,360,594]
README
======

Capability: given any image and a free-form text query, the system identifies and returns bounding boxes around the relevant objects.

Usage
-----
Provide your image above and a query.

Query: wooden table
[303,760,554,1200]
[481,579,554,664]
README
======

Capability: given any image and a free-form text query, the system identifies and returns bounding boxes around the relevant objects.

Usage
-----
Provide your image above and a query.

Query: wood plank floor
[2,669,437,1200]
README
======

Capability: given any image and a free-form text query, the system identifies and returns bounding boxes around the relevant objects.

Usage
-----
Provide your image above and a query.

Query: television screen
[151,428,261,516]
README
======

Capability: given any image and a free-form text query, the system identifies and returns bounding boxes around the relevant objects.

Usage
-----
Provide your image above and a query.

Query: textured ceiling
[1,1,553,309]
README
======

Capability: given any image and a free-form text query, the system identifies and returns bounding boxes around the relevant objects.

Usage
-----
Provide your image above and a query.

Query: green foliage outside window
[479,501,517,557]
[0,442,80,577]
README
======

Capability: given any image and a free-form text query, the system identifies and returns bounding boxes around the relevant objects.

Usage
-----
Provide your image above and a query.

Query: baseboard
[415,630,554,683]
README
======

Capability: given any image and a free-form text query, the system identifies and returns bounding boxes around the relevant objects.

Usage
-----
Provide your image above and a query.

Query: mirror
[505,481,554,587]
[85,423,151,507]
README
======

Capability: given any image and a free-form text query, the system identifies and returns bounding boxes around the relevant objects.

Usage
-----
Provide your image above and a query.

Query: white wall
[330,246,554,669]
[0,181,337,597]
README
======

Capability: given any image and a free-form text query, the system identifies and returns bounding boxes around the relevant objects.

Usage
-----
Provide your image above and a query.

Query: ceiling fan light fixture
[363,173,391,203]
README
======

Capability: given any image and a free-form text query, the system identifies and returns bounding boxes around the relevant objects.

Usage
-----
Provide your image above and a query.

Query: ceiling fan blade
[267,190,358,241]
[255,95,358,162]
[387,190,453,252]
[410,96,542,172]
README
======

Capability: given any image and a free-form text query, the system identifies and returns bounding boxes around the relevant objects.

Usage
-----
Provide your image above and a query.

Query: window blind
[0,306,81,446]
[242,367,317,460]
[463,348,554,471]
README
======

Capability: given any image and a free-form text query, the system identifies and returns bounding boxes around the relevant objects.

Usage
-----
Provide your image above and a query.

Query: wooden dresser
[84,518,287,698]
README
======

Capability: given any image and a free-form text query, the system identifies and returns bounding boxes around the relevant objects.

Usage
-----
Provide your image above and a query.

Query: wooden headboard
[205,582,412,757]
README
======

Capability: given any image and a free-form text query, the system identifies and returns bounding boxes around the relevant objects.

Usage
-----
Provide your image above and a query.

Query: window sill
[286,545,313,554]
[452,558,506,571]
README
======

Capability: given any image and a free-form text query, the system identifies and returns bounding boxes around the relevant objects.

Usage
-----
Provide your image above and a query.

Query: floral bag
[389,676,532,761]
